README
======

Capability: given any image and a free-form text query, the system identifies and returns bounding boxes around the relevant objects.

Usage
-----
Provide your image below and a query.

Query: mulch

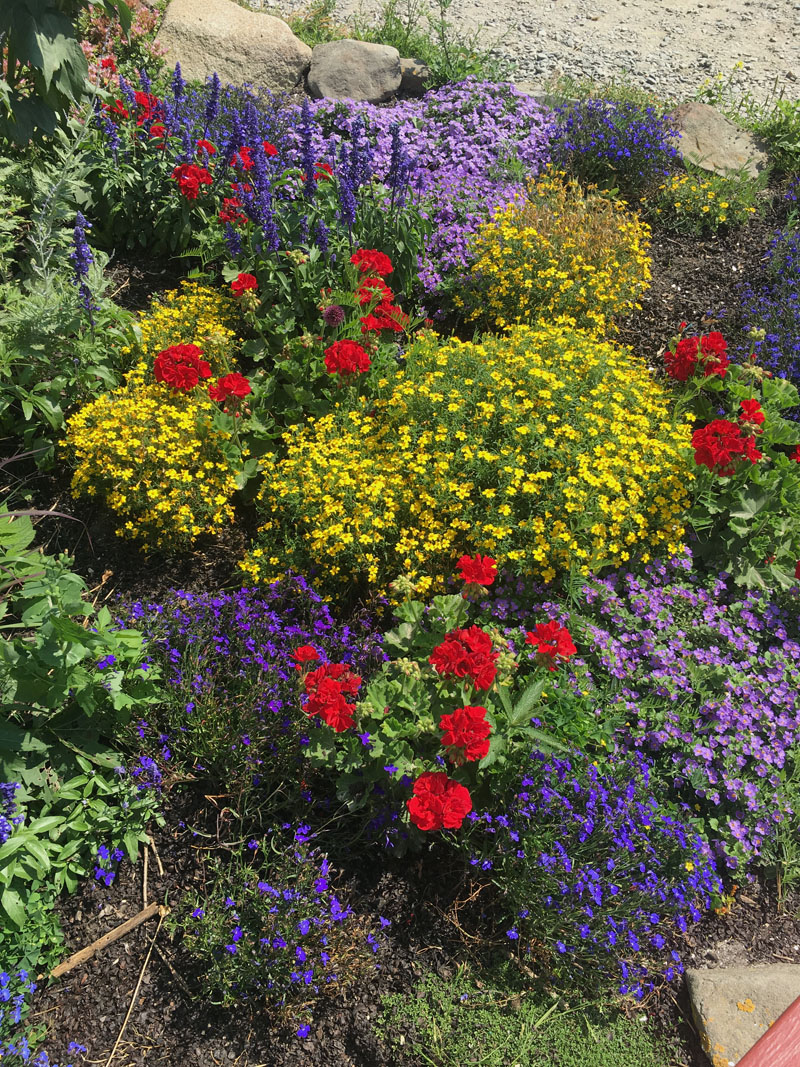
[23,175,800,1067]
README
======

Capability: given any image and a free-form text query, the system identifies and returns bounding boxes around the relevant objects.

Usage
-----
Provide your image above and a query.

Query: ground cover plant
[1,4,800,1063]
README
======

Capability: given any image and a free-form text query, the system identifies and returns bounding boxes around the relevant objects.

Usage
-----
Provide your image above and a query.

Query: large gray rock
[157,0,311,93]
[399,56,430,98]
[686,964,800,1065]
[668,100,769,178]
[307,40,401,103]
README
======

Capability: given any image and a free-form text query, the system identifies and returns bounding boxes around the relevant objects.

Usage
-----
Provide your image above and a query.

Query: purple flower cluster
[123,577,384,786]
[0,969,85,1066]
[550,98,680,198]
[181,832,387,1015]
[461,750,722,997]
[735,228,800,409]
[69,212,98,325]
[306,79,555,305]
[93,844,125,887]
[481,550,800,868]
[0,783,22,845]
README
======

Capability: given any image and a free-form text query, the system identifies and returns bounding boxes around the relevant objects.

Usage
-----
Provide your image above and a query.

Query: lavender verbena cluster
[0,783,22,844]
[462,750,722,997]
[307,79,555,304]
[0,969,86,1066]
[123,577,385,780]
[481,549,800,869]
[550,98,680,198]
[68,212,98,325]
[182,831,388,1021]
[735,227,800,407]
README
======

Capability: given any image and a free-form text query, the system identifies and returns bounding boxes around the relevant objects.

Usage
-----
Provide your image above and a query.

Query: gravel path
[275,0,800,103]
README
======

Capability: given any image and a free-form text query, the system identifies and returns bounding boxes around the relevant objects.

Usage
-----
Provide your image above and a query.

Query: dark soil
[24,177,800,1067]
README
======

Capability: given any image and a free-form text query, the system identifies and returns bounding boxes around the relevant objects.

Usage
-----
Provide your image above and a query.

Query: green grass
[375,961,685,1067]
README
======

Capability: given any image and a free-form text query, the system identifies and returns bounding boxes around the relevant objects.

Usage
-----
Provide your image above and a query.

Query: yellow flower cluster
[460,171,652,337]
[68,365,240,551]
[121,281,239,368]
[242,322,692,595]
[644,171,758,235]
[67,283,245,552]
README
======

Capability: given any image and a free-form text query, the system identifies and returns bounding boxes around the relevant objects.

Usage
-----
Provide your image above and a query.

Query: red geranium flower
[407,772,472,831]
[263,141,278,156]
[303,662,361,732]
[429,626,499,691]
[457,553,497,586]
[153,344,212,393]
[103,98,129,121]
[218,197,247,225]
[439,706,491,763]
[315,162,333,180]
[231,272,258,297]
[148,123,166,141]
[699,331,729,378]
[172,163,212,200]
[739,398,765,429]
[351,249,394,277]
[134,91,162,126]
[324,340,371,378]
[293,645,320,670]
[196,138,217,155]
[208,372,252,403]
[100,56,117,73]
[525,620,577,671]
[233,146,254,171]
[356,276,393,307]
[692,419,762,476]
[360,303,408,334]
[795,561,800,581]
[790,446,800,463]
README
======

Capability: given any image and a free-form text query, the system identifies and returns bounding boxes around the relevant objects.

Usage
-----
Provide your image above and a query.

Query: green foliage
[0,504,162,969]
[676,349,800,588]
[302,591,569,851]
[352,0,513,88]
[0,0,132,144]
[376,964,682,1067]
[278,0,512,88]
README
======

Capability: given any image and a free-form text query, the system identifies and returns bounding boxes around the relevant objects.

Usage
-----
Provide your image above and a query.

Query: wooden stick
[103,908,165,1067]
[148,834,164,877]
[50,902,162,979]
[143,841,149,909]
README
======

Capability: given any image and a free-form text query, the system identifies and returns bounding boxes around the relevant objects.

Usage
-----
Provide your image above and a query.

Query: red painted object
[737,994,800,1067]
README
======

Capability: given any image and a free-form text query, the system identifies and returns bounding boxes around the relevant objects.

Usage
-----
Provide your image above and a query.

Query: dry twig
[51,902,161,979]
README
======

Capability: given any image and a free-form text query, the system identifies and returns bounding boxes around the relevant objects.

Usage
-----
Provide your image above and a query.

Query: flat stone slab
[668,100,769,179]
[686,964,800,1066]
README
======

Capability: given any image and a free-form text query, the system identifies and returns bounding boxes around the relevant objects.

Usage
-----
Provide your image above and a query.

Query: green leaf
[1,887,26,929]
[509,676,547,727]
[729,487,770,523]
[123,831,140,863]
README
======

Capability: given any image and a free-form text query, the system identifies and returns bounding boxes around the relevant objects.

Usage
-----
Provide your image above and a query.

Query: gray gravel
[260,0,800,104]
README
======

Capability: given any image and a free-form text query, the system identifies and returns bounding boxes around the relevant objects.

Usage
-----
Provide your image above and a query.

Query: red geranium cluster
[103,98,129,120]
[196,138,217,156]
[739,398,765,431]
[457,553,497,587]
[208,372,251,404]
[172,163,212,200]
[429,626,498,691]
[324,339,371,378]
[134,91,162,126]
[439,705,491,763]
[230,272,258,297]
[692,418,762,476]
[664,331,730,381]
[219,196,247,225]
[303,662,362,733]
[153,344,211,393]
[351,249,393,277]
[232,145,254,171]
[406,771,472,831]
[525,620,577,671]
